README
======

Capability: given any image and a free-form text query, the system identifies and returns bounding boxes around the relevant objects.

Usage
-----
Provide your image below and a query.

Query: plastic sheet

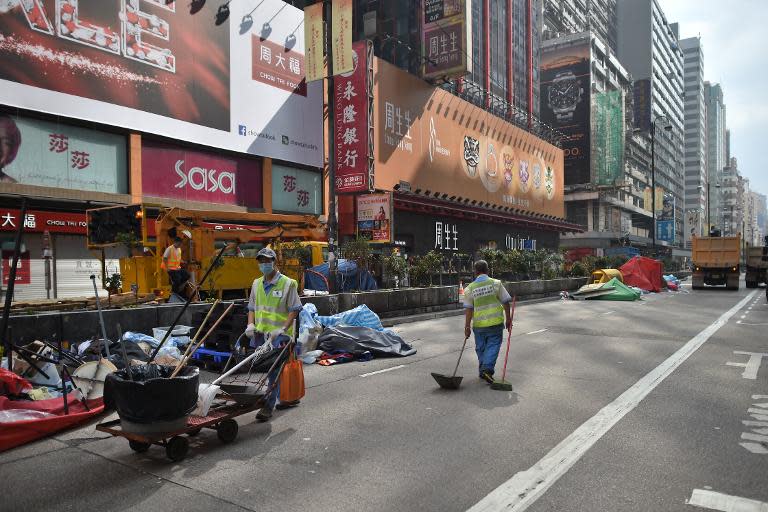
[318,326,417,357]
[103,365,199,424]
[0,409,56,423]
[304,259,378,292]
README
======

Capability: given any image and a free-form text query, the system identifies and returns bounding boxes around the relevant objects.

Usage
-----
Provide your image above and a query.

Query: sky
[662,0,768,198]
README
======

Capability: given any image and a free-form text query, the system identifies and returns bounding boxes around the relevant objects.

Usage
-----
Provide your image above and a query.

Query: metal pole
[706,180,710,233]
[1,198,27,366]
[651,122,656,257]
[90,274,111,358]
[325,0,338,294]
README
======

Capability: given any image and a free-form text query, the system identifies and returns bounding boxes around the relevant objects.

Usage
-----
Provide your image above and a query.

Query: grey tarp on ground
[317,326,417,357]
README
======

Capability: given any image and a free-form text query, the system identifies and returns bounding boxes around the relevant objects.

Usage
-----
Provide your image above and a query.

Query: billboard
[421,0,471,80]
[356,193,392,243]
[331,0,353,75]
[0,0,322,167]
[592,90,625,186]
[272,164,322,215]
[374,58,564,218]
[0,114,126,193]
[304,3,324,83]
[541,43,591,185]
[141,140,263,208]
[657,194,675,243]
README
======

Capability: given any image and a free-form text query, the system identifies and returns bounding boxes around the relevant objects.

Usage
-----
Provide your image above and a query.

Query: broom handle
[178,299,220,363]
[500,295,517,381]
[451,336,469,378]
[171,303,234,377]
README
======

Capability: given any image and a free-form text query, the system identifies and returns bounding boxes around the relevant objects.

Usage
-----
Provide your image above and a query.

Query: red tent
[619,256,663,292]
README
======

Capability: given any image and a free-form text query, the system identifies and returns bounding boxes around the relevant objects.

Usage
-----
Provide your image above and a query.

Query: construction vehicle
[691,233,741,290]
[745,236,768,288]
[86,204,326,300]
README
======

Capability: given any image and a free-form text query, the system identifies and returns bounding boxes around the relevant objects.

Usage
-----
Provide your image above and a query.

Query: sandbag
[318,326,417,357]
[104,365,199,424]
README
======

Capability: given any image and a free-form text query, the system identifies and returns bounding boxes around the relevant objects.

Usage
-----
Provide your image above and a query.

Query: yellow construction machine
[86,204,326,299]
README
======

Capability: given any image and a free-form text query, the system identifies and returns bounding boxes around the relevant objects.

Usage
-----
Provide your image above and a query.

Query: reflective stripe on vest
[253,274,296,335]
[466,278,504,328]
[166,246,182,270]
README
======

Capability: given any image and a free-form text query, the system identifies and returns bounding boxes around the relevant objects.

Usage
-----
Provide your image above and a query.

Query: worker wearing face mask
[245,247,302,421]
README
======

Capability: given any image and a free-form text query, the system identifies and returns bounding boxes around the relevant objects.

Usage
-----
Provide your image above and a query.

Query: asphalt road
[2,282,767,512]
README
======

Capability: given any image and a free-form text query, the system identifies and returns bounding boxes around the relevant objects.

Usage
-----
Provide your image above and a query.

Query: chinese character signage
[272,164,322,215]
[2,250,31,285]
[0,115,126,193]
[0,209,88,234]
[434,221,459,251]
[374,58,564,218]
[331,0,353,76]
[304,3,325,82]
[356,193,392,243]
[141,141,263,207]
[0,0,322,167]
[335,40,373,193]
[421,0,471,80]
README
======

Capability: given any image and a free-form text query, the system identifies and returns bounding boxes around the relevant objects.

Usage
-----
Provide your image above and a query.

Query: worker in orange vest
[162,236,188,295]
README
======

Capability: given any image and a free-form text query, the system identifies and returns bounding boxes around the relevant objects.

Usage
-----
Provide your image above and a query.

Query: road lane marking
[525,329,548,335]
[359,365,405,378]
[468,291,758,512]
[602,311,614,316]
[687,489,768,511]
[725,352,768,380]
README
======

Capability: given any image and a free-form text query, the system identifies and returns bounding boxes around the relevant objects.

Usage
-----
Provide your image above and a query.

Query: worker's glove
[268,328,285,343]
[245,323,256,338]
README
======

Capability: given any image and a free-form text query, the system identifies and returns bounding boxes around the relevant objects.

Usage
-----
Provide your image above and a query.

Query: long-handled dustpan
[431,336,469,390]
[490,295,517,391]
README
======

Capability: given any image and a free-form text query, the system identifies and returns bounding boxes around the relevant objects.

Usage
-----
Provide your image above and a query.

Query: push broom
[490,295,516,391]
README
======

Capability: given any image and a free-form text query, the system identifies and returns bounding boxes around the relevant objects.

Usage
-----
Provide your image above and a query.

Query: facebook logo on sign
[238,125,247,136]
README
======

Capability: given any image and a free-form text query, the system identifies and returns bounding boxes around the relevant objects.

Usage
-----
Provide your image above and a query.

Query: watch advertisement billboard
[373,58,564,218]
[541,43,591,186]
[141,141,263,208]
[0,114,126,193]
[0,0,322,167]
[356,193,392,243]
[272,164,322,215]
[421,0,471,80]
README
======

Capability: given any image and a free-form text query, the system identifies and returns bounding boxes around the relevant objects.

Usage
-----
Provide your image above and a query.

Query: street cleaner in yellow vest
[162,236,189,296]
[245,248,302,421]
[463,259,513,385]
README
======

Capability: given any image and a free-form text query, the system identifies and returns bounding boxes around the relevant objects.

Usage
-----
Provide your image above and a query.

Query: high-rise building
[679,37,706,244]
[542,0,618,52]
[704,82,727,230]
[616,0,685,250]
[721,157,742,236]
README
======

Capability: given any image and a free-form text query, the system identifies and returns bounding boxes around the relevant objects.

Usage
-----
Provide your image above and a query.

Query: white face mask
[259,262,274,275]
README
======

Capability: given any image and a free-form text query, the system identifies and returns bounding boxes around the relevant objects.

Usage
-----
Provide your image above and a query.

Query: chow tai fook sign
[0,209,88,234]
[356,193,392,243]
[334,40,374,193]
[0,0,322,167]
[374,58,565,218]
[141,141,263,207]
[421,0,471,80]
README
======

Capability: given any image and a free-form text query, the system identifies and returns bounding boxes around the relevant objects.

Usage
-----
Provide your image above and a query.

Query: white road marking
[687,489,768,511]
[726,352,768,380]
[740,442,768,454]
[602,311,614,316]
[525,329,548,335]
[467,291,757,512]
[359,365,405,378]
[735,322,768,326]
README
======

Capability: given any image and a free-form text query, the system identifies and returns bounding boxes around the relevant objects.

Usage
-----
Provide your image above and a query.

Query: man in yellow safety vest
[245,247,302,421]
[463,259,513,384]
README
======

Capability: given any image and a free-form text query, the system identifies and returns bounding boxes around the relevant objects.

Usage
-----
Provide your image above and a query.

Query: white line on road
[602,311,614,316]
[467,290,758,512]
[525,329,548,335]
[687,489,768,511]
[359,365,405,378]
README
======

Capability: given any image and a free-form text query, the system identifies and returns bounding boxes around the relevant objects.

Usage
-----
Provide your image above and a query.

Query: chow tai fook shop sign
[0,0,322,167]
[334,40,374,194]
[374,58,565,218]
[0,209,88,234]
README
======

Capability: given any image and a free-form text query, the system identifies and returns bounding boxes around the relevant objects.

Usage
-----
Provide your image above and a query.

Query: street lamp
[650,115,672,256]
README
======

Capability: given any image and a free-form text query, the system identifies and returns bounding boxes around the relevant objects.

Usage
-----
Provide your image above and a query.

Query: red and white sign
[2,250,31,285]
[141,141,263,207]
[334,41,372,193]
[0,210,88,234]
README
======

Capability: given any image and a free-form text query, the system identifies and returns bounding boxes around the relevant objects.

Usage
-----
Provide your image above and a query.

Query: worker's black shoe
[256,407,273,421]
[480,371,495,384]
[276,400,300,410]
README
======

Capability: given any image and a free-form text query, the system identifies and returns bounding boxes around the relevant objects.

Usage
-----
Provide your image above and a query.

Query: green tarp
[591,277,641,301]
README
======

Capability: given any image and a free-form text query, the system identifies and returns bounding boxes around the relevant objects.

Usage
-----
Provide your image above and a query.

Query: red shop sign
[334,41,372,193]
[2,250,31,285]
[141,141,263,208]
[0,210,87,234]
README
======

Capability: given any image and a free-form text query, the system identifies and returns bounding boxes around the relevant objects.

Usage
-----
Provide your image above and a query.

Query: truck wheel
[692,276,704,290]
[726,275,740,291]
[746,281,757,289]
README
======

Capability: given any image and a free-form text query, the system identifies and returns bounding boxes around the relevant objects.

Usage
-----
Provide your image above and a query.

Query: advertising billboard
[141,140,263,208]
[592,90,625,186]
[356,193,392,243]
[272,164,322,215]
[0,114,126,193]
[374,58,564,218]
[0,0,322,167]
[541,43,591,186]
[421,0,471,80]
[657,194,675,243]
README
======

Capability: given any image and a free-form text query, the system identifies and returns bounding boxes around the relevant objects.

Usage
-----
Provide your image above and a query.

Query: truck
[691,234,741,290]
[86,204,326,300]
[745,237,768,288]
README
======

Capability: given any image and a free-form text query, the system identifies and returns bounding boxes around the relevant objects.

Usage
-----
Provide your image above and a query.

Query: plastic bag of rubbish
[156,345,182,360]
[122,331,160,347]
[301,350,324,364]
[0,409,57,423]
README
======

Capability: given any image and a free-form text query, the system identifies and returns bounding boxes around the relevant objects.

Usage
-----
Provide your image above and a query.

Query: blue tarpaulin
[304,259,378,292]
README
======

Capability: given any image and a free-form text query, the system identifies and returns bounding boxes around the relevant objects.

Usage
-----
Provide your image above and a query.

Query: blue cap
[256,247,277,260]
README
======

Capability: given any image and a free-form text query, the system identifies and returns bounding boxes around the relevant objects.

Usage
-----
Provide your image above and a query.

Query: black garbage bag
[106,341,150,370]
[104,365,199,423]
[318,326,416,357]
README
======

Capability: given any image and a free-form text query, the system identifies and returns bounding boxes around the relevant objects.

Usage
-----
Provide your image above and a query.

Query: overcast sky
[661,0,767,198]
